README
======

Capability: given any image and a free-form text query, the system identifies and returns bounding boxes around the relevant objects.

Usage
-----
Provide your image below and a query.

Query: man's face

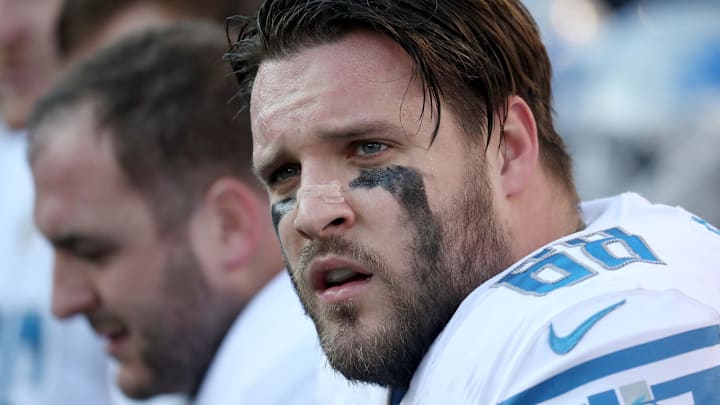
[0,0,62,129]
[251,31,512,387]
[32,105,237,398]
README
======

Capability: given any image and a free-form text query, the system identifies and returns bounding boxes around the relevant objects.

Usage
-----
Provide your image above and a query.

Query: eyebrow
[253,121,405,183]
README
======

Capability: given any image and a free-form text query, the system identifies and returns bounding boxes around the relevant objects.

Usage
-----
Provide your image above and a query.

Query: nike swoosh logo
[549,299,626,355]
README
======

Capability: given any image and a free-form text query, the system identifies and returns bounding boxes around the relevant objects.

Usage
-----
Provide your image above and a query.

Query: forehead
[250,31,419,149]
[32,104,151,237]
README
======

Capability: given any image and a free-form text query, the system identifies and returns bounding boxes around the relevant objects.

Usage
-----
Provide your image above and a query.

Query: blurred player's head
[228,0,581,388]
[56,0,246,66]
[29,23,283,399]
[0,0,62,129]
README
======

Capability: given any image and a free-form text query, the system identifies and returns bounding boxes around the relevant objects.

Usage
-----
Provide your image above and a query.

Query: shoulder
[406,285,720,404]
[496,290,720,404]
[404,196,720,404]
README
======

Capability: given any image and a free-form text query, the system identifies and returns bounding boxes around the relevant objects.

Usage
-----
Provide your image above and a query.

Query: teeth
[325,268,358,285]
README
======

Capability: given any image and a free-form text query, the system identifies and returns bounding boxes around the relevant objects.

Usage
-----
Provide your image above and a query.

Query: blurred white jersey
[1,125,113,404]
[320,193,720,405]
[194,271,322,405]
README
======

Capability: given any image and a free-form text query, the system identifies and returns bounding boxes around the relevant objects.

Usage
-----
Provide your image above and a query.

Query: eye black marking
[349,165,440,262]
[349,165,430,215]
[272,166,432,238]
[271,197,297,234]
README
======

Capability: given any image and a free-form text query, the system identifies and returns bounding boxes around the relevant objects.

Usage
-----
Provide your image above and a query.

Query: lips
[88,316,130,357]
[97,327,127,341]
[100,329,130,358]
[309,257,373,304]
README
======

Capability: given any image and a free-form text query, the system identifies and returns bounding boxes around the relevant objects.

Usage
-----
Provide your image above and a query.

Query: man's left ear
[498,95,539,197]
[189,177,263,274]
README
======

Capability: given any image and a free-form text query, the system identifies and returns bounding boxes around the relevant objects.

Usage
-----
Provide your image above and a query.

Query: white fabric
[0,124,113,404]
[316,364,389,405]
[194,271,322,405]
[320,193,720,404]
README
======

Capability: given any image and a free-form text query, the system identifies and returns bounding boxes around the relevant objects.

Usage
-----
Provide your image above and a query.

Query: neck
[507,174,582,263]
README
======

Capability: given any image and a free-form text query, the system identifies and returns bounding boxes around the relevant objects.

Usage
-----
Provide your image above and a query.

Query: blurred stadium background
[523,0,720,225]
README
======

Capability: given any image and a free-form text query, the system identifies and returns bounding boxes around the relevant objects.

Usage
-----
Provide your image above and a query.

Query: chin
[322,316,417,387]
[117,363,157,400]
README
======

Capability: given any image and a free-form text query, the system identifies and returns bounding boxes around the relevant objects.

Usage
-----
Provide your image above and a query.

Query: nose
[293,182,356,240]
[51,255,99,319]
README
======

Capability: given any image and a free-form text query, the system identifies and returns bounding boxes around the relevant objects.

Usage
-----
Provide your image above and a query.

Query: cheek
[350,166,430,213]
[106,249,167,299]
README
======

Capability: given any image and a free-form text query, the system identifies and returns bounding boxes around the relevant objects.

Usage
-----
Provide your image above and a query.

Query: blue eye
[357,142,387,156]
[269,164,300,185]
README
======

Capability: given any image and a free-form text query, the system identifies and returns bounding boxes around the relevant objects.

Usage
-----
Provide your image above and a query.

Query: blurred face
[32,105,237,399]
[251,31,513,387]
[0,0,62,129]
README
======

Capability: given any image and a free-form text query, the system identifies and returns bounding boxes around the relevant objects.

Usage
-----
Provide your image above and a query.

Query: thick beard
[287,166,512,389]
[130,240,241,399]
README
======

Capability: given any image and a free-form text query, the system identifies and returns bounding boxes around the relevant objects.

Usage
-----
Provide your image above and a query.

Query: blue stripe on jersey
[497,324,720,405]
[586,389,621,405]
[651,365,720,403]
[692,216,720,236]
[586,366,720,404]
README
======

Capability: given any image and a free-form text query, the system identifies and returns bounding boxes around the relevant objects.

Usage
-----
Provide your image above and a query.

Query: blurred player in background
[55,0,248,67]
[3,0,261,403]
[29,23,320,405]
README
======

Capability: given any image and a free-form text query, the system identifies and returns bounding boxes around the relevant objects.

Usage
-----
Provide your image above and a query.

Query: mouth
[92,323,131,357]
[310,258,373,304]
[105,330,131,358]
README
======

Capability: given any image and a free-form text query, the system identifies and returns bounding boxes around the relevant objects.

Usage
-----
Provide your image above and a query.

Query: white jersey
[316,362,389,405]
[194,271,322,405]
[405,193,720,404]
[1,125,113,404]
[321,193,720,404]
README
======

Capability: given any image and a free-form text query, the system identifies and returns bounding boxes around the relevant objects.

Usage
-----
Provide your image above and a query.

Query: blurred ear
[189,177,264,277]
[497,96,539,197]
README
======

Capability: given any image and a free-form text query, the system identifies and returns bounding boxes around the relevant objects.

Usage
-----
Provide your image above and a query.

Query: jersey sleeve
[496,289,720,405]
